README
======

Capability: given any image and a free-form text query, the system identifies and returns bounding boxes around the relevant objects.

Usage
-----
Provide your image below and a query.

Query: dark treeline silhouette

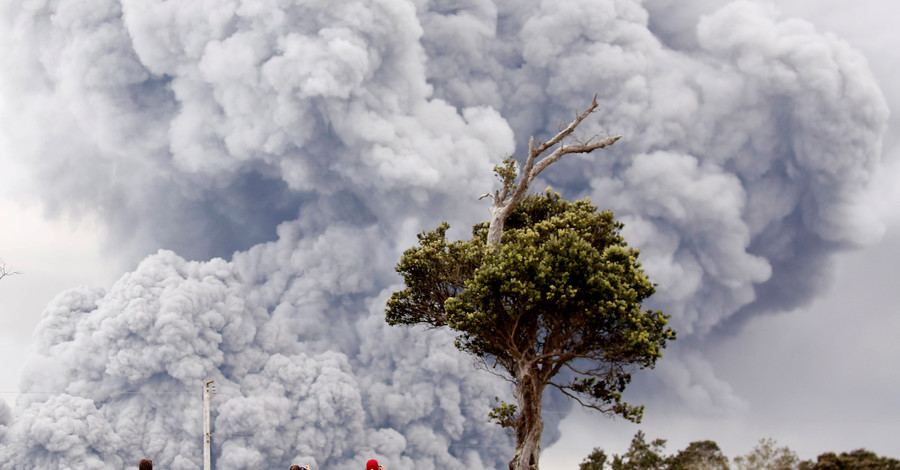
[580,432,899,470]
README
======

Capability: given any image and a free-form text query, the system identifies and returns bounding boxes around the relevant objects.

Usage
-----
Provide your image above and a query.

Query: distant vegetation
[580,431,900,470]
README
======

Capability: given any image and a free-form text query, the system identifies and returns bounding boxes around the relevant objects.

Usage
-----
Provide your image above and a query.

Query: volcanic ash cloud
[0,0,891,467]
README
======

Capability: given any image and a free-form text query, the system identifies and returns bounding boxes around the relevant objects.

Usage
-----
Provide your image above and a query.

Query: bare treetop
[0,259,20,280]
[485,95,621,245]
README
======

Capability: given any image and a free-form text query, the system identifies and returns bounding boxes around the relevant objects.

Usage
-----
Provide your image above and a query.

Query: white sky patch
[0,199,114,400]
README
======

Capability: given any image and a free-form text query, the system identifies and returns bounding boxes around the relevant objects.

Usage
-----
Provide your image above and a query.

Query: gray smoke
[0,0,890,468]
[2,244,510,469]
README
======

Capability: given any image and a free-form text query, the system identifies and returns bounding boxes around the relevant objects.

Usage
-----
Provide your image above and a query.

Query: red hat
[366,459,379,470]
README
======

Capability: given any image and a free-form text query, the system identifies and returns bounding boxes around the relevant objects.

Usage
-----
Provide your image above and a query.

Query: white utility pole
[203,380,216,470]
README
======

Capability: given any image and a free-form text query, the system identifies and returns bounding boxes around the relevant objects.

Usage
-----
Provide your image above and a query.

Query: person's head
[366,459,379,470]
[290,466,301,470]
[139,459,152,470]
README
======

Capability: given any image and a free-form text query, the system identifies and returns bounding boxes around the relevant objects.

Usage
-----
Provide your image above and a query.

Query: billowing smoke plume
[2,244,512,469]
[0,0,889,468]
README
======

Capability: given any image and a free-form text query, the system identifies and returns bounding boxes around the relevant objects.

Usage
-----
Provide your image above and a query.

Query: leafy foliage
[669,440,730,470]
[733,438,799,470]
[800,449,900,470]
[581,448,611,470]
[584,433,897,470]
[386,190,675,419]
[487,397,518,429]
[611,431,669,470]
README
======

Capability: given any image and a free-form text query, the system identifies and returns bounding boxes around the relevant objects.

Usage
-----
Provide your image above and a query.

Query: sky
[1,0,899,468]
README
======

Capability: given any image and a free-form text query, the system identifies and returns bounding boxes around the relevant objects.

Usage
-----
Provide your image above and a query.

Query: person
[139,459,152,470]
[290,466,310,470]
[366,459,379,470]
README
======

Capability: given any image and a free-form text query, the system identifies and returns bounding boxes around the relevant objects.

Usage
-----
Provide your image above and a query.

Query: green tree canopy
[611,431,669,470]
[733,438,799,470]
[669,440,730,470]
[386,190,675,470]
[800,449,900,470]
[582,433,897,470]
[581,448,610,470]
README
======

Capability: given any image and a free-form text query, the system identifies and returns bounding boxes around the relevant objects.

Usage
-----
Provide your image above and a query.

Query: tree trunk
[509,365,544,470]
[483,97,620,468]
[487,204,507,245]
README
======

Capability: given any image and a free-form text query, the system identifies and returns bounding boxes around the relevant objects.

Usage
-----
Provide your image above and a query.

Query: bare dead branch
[530,94,600,158]
[0,260,21,280]
[486,96,622,245]
[530,135,621,178]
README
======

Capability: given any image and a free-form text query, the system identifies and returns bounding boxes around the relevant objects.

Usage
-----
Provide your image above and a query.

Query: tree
[581,435,898,470]
[800,449,900,470]
[669,440,730,470]
[581,432,728,470]
[386,98,674,470]
[580,432,669,470]
[733,438,799,470]
[581,448,610,470]
[611,431,669,470]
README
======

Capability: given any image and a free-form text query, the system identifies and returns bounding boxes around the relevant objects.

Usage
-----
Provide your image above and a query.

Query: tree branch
[562,359,626,378]
[529,135,621,179]
[486,96,622,245]
[546,382,614,414]
[472,356,516,383]
[0,260,20,280]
